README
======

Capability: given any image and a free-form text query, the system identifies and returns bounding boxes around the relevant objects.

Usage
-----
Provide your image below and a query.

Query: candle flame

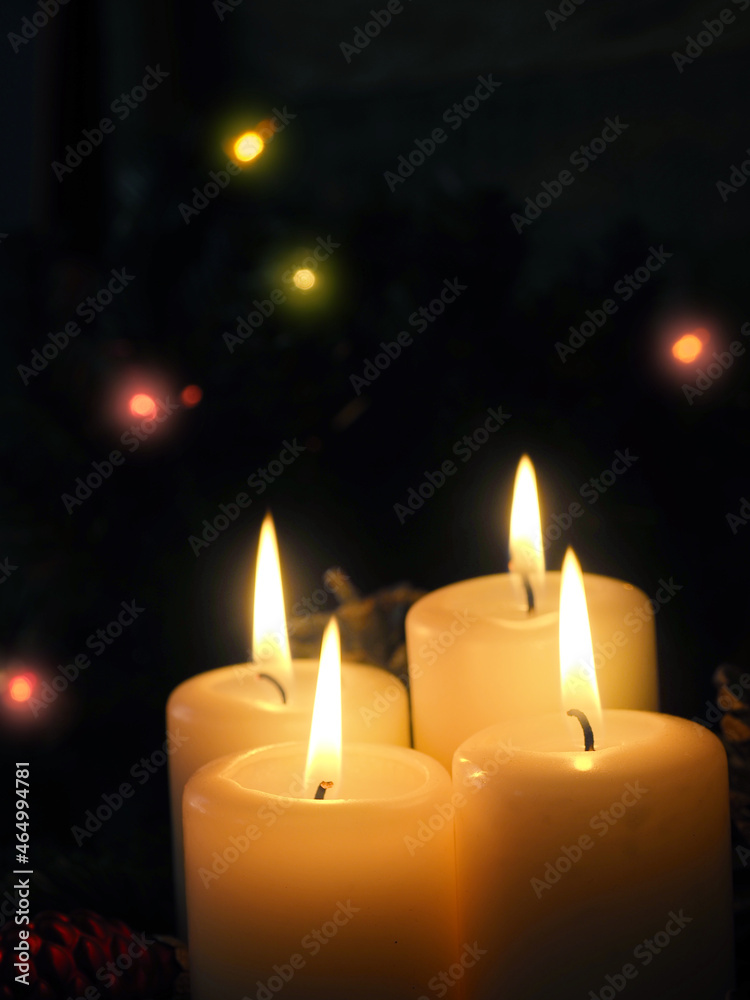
[559,548,602,737]
[305,617,343,796]
[509,455,545,586]
[252,513,294,702]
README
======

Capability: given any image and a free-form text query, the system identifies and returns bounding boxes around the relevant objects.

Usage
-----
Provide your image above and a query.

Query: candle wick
[522,575,535,613]
[315,781,334,800]
[567,708,595,751]
[258,673,287,704]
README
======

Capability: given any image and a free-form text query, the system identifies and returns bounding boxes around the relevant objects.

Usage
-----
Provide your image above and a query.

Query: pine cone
[714,664,750,847]
[288,567,425,682]
[0,910,187,1000]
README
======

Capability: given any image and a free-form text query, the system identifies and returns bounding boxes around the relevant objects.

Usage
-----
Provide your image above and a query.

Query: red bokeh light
[181,385,203,407]
[129,393,157,419]
[8,674,34,703]
[671,329,708,364]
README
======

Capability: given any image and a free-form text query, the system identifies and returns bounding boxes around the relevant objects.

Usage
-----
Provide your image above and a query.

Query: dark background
[1,0,750,981]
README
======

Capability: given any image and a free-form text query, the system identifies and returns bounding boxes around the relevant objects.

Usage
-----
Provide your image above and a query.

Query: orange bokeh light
[181,385,203,407]
[9,675,33,703]
[672,330,707,364]
[130,393,157,419]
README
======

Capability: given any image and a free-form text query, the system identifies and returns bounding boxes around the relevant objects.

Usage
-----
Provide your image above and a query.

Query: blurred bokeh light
[672,330,708,364]
[129,393,158,419]
[233,131,265,163]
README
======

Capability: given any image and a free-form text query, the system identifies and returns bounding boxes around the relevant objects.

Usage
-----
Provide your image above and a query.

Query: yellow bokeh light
[292,268,316,291]
[233,131,265,163]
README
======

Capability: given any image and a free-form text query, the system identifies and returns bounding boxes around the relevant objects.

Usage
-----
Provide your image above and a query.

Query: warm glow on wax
[252,513,294,701]
[304,617,343,796]
[559,548,602,740]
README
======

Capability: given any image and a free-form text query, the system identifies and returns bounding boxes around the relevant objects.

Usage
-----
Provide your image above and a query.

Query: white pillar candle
[167,515,410,934]
[407,458,658,768]
[453,710,733,1000]
[168,659,410,933]
[408,571,658,769]
[184,620,459,1000]
[451,551,732,1000]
